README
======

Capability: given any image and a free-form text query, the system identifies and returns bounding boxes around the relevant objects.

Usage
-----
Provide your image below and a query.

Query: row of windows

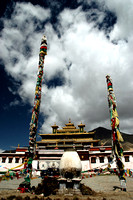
[91,156,130,163]
[1,156,130,164]
[2,158,24,163]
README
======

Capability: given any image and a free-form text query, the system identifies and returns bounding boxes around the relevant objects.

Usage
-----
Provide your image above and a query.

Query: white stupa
[59,150,82,178]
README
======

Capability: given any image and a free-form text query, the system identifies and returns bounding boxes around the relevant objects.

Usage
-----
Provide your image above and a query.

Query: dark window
[108,156,112,162]
[58,142,63,145]
[125,156,129,162]
[9,158,13,163]
[91,157,96,163]
[2,158,6,163]
[99,157,104,163]
[15,158,19,163]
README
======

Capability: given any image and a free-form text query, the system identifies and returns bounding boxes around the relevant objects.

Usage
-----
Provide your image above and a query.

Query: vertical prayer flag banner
[106,75,126,189]
[29,35,47,158]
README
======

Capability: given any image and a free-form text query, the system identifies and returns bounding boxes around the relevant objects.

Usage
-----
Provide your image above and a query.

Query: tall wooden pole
[28,35,47,170]
[106,75,126,191]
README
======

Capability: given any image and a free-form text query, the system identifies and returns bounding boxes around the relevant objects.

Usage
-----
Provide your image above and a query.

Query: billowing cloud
[0,2,50,103]
[105,0,133,40]
[1,1,133,136]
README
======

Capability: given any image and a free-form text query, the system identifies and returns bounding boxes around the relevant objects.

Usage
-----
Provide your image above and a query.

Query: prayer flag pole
[106,75,126,191]
[28,35,47,173]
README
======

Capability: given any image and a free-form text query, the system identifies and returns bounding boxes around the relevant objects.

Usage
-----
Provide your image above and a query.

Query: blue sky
[0,0,133,151]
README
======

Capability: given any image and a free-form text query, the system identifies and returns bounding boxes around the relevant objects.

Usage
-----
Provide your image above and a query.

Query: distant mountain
[89,127,133,151]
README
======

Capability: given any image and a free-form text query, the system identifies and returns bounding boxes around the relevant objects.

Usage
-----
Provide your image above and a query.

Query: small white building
[0,146,27,173]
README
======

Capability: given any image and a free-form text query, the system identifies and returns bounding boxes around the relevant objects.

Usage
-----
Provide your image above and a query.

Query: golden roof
[64,119,75,127]
[39,131,94,136]
[40,119,95,135]
[78,122,85,127]
[37,138,99,143]
[51,123,59,128]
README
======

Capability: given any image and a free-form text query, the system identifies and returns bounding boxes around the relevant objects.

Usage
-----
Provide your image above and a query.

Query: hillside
[90,127,133,151]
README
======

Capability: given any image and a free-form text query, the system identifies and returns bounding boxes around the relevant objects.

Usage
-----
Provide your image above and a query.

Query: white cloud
[0,2,50,102]
[1,1,133,135]
[44,24,66,80]
[105,0,133,40]
[0,149,4,153]
[9,99,20,107]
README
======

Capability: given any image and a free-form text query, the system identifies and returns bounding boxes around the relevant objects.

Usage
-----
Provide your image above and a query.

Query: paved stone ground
[0,177,42,190]
[0,175,133,192]
[81,175,133,192]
